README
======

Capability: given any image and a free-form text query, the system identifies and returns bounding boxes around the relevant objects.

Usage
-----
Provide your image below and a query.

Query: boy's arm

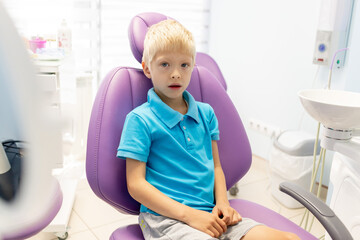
[126,157,227,238]
[212,141,242,225]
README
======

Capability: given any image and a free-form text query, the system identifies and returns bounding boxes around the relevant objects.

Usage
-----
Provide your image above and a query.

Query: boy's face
[142,50,194,105]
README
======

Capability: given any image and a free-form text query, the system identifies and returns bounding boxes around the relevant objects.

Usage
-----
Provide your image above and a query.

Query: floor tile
[238,155,270,186]
[26,232,58,240]
[252,155,270,173]
[278,204,306,220]
[235,179,280,212]
[76,178,90,191]
[310,184,329,202]
[66,230,98,240]
[289,212,325,238]
[72,188,130,229]
[67,210,89,235]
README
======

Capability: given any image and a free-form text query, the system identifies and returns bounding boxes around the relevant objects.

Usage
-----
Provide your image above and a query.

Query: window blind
[99,0,211,81]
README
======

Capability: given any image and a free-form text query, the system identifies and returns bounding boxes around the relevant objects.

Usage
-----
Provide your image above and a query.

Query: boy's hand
[212,204,242,226]
[184,208,227,238]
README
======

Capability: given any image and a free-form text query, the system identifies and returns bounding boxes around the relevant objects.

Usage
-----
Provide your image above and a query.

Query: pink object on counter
[29,39,47,53]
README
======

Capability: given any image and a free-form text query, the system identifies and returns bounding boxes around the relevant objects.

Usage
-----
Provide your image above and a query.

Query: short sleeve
[117,112,151,162]
[208,105,220,141]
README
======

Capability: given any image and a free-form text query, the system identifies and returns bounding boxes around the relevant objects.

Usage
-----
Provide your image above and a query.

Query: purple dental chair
[86,12,352,240]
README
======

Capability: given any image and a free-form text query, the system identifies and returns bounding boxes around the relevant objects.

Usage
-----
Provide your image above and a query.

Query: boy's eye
[181,63,189,68]
[161,63,169,67]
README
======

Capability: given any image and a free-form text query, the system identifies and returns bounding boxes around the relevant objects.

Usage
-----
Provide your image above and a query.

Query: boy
[117,19,300,240]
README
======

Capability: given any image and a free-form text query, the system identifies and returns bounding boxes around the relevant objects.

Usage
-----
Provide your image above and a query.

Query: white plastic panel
[327,153,360,240]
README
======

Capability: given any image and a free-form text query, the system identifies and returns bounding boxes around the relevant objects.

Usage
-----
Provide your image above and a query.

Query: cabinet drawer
[37,74,58,92]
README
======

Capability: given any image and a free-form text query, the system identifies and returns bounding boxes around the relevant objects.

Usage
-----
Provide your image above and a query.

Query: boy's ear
[142,61,151,79]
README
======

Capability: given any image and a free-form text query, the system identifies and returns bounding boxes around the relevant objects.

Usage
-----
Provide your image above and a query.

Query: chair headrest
[128,12,227,90]
[128,12,171,63]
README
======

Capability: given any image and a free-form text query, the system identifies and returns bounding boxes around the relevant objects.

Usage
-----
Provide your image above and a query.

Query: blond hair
[142,19,196,64]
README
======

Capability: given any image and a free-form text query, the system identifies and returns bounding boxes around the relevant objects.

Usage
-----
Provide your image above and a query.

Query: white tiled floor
[28,155,326,240]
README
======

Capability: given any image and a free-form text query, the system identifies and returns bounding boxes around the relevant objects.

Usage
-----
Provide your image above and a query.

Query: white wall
[209,0,360,186]
[209,0,321,157]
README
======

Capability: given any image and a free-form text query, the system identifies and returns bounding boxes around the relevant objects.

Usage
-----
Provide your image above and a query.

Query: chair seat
[110,224,143,240]
[229,199,317,240]
[110,199,318,240]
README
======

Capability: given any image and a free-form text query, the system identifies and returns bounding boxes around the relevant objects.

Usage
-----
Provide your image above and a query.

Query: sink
[298,89,360,130]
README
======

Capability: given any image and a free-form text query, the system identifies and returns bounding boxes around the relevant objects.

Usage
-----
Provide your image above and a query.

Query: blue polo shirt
[117,88,219,215]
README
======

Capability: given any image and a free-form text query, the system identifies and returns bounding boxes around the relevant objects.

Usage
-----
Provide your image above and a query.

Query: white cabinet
[34,60,62,110]
[33,59,78,238]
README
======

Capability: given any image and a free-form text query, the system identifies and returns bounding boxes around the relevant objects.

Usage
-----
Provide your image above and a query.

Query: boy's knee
[284,232,301,240]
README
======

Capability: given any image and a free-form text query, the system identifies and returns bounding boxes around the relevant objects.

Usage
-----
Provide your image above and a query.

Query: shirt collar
[148,88,199,129]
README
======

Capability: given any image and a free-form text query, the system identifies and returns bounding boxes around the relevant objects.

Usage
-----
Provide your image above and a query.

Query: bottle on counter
[58,19,72,54]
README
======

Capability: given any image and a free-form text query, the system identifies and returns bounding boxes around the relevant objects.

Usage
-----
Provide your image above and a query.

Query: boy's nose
[171,69,181,79]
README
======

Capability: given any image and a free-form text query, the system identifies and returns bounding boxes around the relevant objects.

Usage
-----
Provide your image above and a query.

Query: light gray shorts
[139,212,263,240]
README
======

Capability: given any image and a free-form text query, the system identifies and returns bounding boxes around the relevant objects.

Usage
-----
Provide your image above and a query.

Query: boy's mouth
[168,84,181,89]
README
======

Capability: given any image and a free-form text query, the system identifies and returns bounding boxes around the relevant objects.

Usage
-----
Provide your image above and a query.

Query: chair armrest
[279,182,353,240]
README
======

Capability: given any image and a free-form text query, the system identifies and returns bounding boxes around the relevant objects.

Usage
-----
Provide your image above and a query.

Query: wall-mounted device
[313,0,355,68]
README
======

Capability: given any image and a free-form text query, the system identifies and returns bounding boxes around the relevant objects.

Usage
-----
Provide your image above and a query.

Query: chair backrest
[86,13,251,215]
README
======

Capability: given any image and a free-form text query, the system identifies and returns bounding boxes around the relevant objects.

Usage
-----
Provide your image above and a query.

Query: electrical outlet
[248,118,282,138]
